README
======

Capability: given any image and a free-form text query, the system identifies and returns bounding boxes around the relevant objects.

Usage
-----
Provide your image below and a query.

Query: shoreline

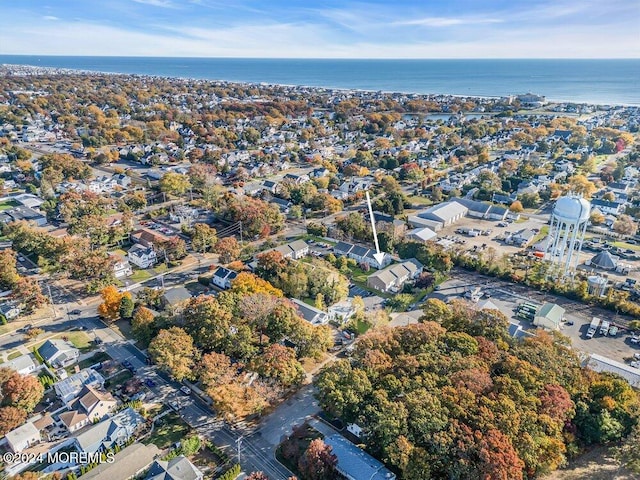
[1,62,639,108]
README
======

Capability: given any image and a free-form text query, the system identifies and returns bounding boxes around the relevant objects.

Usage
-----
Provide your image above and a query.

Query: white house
[211,266,238,290]
[333,241,392,270]
[5,353,39,376]
[264,240,309,260]
[127,244,157,269]
[109,253,133,279]
[5,422,40,453]
[38,339,79,368]
[290,298,329,325]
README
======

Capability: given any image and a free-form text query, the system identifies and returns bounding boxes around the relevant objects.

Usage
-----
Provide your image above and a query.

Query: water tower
[545,195,591,277]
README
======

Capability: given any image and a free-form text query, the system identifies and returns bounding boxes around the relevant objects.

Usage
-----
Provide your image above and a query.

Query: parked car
[631,361,640,369]
[169,400,180,411]
[180,386,192,395]
[69,309,81,315]
[145,379,156,388]
[631,335,640,344]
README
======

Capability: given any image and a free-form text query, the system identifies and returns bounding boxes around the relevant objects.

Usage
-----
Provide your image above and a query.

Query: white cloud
[395,16,503,27]
[42,16,59,21]
[131,0,176,8]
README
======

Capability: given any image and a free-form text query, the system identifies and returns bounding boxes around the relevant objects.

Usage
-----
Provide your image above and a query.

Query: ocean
[1,56,638,106]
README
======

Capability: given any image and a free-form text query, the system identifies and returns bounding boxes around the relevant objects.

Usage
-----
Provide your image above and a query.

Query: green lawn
[130,269,153,282]
[105,369,133,388]
[78,351,111,370]
[612,241,640,252]
[7,351,22,360]
[145,413,191,450]
[152,263,168,274]
[407,195,434,206]
[532,225,550,245]
[64,331,93,352]
[298,234,337,246]
[0,200,18,211]
[354,319,372,335]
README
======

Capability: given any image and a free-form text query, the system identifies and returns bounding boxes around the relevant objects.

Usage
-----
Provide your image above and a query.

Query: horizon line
[1,55,639,61]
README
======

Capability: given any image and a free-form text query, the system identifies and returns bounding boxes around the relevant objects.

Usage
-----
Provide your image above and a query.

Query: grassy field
[612,241,640,252]
[354,318,372,335]
[130,269,153,282]
[407,195,434,206]
[78,351,111,370]
[7,351,22,360]
[532,225,550,244]
[145,413,191,450]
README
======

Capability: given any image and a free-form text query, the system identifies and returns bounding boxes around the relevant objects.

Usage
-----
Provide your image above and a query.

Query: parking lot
[431,271,639,365]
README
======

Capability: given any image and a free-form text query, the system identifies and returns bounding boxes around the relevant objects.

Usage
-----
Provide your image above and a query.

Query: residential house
[145,455,204,480]
[127,244,157,269]
[79,443,161,480]
[109,253,133,279]
[38,339,80,368]
[290,298,329,325]
[130,228,171,248]
[262,180,279,194]
[270,197,293,213]
[373,211,406,238]
[55,369,105,405]
[59,386,118,433]
[0,206,47,227]
[591,199,624,216]
[0,301,21,321]
[264,240,309,260]
[5,353,39,375]
[328,300,357,324]
[283,173,310,184]
[73,407,144,454]
[211,266,238,290]
[324,434,396,480]
[5,422,40,453]
[367,259,423,293]
[333,241,392,269]
[161,286,192,311]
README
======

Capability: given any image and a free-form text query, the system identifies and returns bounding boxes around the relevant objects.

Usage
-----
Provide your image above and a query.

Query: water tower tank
[552,196,591,224]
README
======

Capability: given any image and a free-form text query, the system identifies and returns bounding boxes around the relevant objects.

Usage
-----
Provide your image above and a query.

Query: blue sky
[1,0,638,58]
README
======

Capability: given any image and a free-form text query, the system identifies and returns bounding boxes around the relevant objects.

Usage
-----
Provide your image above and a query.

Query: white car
[631,335,640,344]
[631,361,640,369]
[180,386,192,395]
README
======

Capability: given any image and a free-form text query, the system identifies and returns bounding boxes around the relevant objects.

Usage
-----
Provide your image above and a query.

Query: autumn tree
[0,406,26,436]
[0,249,19,290]
[214,236,241,264]
[148,327,198,381]
[98,285,130,322]
[298,439,337,480]
[131,306,156,345]
[250,344,305,387]
[182,295,234,352]
[191,223,217,253]
[613,214,638,236]
[160,172,192,196]
[509,200,524,213]
[567,174,597,198]
[1,371,44,412]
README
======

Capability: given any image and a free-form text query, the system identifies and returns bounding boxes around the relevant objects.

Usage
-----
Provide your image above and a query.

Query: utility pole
[46,283,56,319]
[236,436,243,465]
[239,222,243,243]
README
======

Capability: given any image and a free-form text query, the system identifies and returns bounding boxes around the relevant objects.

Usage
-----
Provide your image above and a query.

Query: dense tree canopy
[315,302,640,479]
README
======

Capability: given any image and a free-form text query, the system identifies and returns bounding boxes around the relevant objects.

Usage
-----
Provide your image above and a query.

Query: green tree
[119,295,135,320]
[159,172,192,196]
